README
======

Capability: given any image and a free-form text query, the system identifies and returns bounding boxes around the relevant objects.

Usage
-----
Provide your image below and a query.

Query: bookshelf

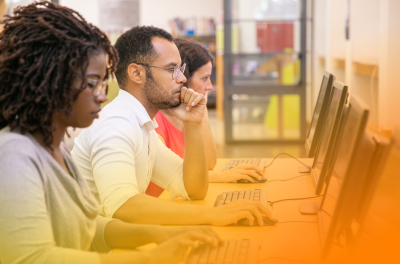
[168,17,218,108]
[222,0,311,143]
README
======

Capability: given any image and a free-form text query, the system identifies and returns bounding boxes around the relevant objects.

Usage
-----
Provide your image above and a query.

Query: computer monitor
[317,95,371,259]
[305,71,336,158]
[352,144,397,261]
[355,133,391,224]
[311,81,348,195]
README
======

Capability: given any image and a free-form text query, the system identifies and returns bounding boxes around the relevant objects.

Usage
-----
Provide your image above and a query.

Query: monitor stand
[298,166,311,173]
[299,202,320,215]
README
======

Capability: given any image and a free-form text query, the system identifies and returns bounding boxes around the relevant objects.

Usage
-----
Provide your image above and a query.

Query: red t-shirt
[145,111,185,197]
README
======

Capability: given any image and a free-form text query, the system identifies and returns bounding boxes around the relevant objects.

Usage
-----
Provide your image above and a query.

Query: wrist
[208,171,220,183]
[183,120,202,128]
[203,206,217,224]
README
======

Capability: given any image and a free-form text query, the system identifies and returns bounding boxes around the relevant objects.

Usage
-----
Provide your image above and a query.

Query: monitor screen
[318,96,371,259]
[312,87,342,189]
[308,76,329,143]
[305,73,335,158]
[320,106,359,226]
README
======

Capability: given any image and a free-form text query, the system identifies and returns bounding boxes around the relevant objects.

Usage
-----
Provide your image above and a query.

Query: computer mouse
[237,175,267,183]
[237,216,277,226]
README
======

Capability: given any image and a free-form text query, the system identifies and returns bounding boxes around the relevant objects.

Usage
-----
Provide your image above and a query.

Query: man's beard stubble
[143,71,181,110]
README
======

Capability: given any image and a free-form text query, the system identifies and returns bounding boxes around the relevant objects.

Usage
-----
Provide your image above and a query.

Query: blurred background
[2,0,399,159]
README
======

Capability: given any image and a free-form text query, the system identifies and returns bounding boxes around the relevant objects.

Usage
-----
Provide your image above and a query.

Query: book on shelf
[168,17,216,37]
[256,22,294,52]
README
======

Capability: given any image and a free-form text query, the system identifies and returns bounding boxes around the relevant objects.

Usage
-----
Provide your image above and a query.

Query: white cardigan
[0,127,114,264]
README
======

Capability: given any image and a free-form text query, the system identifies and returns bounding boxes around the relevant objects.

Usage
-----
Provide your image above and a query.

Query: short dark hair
[114,26,174,89]
[174,38,214,83]
[0,1,118,148]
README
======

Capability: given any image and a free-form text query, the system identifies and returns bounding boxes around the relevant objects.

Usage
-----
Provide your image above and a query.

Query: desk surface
[159,158,322,263]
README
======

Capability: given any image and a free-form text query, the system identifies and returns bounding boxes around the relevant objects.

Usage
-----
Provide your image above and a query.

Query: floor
[208,109,307,159]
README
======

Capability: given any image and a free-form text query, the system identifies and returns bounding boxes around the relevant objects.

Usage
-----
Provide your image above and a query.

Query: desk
[159,158,322,263]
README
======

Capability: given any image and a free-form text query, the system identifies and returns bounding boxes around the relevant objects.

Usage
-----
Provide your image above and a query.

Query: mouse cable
[258,256,303,263]
[277,221,317,224]
[268,195,322,208]
[264,153,312,170]
[266,174,309,182]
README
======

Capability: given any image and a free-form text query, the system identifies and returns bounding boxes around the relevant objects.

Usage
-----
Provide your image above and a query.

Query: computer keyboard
[186,239,260,264]
[214,189,268,207]
[222,158,266,171]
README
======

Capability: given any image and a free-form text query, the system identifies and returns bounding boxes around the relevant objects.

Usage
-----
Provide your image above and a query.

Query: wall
[59,0,100,27]
[140,0,223,31]
[379,0,400,149]
[313,0,400,148]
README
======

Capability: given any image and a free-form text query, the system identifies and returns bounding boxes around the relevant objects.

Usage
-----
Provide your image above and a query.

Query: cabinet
[223,0,311,142]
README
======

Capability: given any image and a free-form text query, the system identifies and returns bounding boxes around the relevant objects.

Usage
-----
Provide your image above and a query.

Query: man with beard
[72,26,276,226]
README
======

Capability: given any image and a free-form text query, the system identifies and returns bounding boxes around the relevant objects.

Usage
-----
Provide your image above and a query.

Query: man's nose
[176,70,187,84]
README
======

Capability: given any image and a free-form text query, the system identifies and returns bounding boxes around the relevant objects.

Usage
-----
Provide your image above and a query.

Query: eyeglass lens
[173,63,186,79]
[89,79,107,95]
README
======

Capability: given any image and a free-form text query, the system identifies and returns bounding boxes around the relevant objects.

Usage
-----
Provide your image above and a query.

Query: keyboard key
[232,191,239,201]
[244,190,251,200]
[224,192,233,204]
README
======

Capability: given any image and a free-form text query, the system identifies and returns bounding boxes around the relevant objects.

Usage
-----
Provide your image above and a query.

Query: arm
[169,87,208,199]
[101,227,223,264]
[112,193,276,226]
[182,121,208,199]
[202,107,217,170]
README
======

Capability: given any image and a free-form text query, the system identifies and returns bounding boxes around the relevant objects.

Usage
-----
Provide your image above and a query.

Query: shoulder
[0,128,39,157]
[0,128,43,177]
[78,100,142,146]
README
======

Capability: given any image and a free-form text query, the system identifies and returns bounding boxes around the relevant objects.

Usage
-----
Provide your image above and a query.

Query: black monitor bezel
[317,95,370,259]
[311,80,348,195]
[305,71,336,158]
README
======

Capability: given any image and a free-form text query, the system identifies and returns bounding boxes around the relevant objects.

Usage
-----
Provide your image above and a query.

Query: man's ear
[127,63,145,85]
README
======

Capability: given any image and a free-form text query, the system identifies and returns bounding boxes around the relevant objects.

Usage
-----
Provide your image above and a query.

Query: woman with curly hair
[146,38,265,197]
[0,2,221,264]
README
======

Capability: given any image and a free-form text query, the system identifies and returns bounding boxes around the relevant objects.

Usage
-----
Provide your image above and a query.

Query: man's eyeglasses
[137,63,186,80]
[87,78,108,96]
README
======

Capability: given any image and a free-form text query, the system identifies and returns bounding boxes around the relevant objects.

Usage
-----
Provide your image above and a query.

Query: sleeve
[150,132,190,200]
[89,115,140,218]
[154,112,167,140]
[90,216,120,253]
[0,141,101,264]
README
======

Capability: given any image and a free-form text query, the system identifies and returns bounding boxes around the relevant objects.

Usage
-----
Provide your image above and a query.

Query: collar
[117,89,158,132]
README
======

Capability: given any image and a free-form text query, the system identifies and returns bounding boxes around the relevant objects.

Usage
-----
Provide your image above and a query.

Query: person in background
[146,38,265,198]
[0,2,221,264]
[71,25,275,227]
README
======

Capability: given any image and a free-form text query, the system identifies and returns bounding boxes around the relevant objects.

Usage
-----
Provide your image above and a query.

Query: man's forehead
[151,37,181,65]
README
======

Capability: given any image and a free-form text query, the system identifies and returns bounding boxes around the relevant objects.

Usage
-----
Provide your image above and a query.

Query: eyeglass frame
[86,78,108,96]
[136,63,186,80]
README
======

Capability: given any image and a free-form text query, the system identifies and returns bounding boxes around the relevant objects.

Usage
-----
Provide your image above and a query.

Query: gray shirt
[0,127,115,264]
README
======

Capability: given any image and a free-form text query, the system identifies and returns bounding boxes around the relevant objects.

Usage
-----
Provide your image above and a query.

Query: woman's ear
[127,63,144,85]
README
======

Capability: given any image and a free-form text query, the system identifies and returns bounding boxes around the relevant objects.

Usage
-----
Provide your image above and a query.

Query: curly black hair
[114,25,173,89]
[174,38,214,84]
[0,1,118,148]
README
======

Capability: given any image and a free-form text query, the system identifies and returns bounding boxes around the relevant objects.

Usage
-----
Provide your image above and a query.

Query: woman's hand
[146,227,223,264]
[209,164,265,183]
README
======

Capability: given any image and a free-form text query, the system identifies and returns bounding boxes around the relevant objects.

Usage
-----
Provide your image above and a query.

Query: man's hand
[146,227,223,264]
[210,164,265,183]
[209,199,277,226]
[169,87,206,123]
